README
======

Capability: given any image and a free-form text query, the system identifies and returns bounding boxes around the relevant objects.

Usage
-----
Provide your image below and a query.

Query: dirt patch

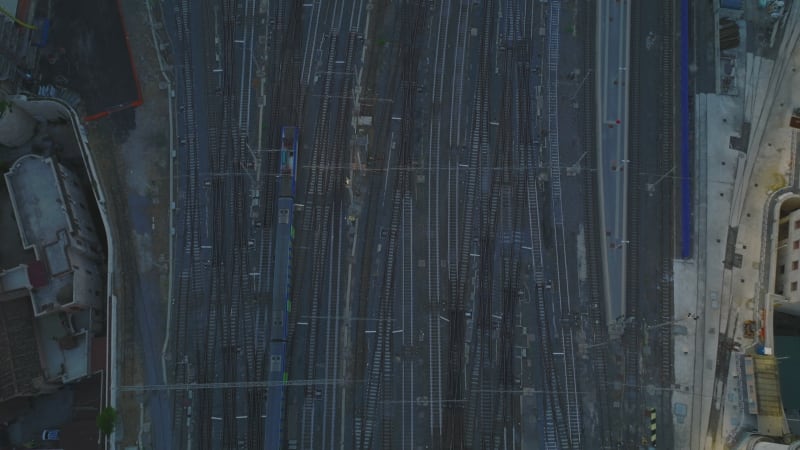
[81,0,173,446]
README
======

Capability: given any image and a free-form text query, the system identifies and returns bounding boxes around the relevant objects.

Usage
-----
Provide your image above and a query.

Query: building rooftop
[748,355,789,437]
[4,154,103,316]
[35,311,91,383]
[4,154,68,253]
[0,265,30,293]
[0,153,102,389]
[0,291,42,402]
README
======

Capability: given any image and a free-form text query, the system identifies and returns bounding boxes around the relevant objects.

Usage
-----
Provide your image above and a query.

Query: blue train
[265,126,298,449]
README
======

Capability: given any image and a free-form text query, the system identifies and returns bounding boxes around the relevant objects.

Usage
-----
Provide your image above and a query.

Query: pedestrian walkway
[673,3,800,448]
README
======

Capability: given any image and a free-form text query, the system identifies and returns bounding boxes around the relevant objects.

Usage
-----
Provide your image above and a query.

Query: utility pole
[646,166,675,196]
[119,378,362,392]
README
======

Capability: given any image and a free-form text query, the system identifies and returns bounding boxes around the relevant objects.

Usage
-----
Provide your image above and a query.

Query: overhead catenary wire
[298,163,694,179]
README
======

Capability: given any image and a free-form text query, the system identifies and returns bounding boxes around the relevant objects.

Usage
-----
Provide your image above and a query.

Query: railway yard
[146,0,683,448]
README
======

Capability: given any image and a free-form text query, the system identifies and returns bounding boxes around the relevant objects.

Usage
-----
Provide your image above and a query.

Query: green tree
[0,100,11,118]
[96,406,117,435]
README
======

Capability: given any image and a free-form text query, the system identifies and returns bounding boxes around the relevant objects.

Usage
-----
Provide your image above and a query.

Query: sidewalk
[674,3,800,448]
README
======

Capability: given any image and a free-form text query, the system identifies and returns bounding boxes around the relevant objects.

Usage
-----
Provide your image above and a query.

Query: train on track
[265,126,298,448]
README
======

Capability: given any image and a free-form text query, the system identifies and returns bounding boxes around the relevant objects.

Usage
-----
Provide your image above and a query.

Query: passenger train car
[265,126,298,449]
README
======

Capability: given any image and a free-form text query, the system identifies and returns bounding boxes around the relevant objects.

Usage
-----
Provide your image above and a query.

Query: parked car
[41,429,60,441]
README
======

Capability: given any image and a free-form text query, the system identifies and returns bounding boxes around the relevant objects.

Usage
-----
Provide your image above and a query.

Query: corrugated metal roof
[753,355,790,437]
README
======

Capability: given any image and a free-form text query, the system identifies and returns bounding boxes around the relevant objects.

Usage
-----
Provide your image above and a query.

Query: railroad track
[484,28,532,450]
[426,0,447,436]
[194,0,254,445]
[526,145,570,450]
[442,0,484,443]
[489,38,516,450]
[462,0,496,446]
[170,0,206,447]
[544,1,582,447]
[169,0,279,446]
[295,21,359,450]
[622,0,647,447]
[579,0,611,447]
[296,29,338,450]
[658,0,676,446]
[357,182,404,450]
[400,192,416,450]
[520,47,558,449]
[659,0,676,386]
[274,0,303,352]
[356,2,428,448]
[318,29,358,450]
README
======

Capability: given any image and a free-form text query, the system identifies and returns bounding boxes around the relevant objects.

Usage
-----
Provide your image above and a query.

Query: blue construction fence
[680,0,692,259]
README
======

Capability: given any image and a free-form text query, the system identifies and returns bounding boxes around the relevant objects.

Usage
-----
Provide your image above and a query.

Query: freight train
[264,126,298,448]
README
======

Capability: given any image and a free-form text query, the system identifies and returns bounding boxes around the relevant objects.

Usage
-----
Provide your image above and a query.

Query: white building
[0,154,103,384]
[775,209,800,316]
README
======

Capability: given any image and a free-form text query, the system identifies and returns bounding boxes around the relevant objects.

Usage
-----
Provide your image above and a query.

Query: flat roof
[35,311,90,383]
[0,265,29,292]
[0,292,42,402]
[43,233,70,275]
[4,155,68,252]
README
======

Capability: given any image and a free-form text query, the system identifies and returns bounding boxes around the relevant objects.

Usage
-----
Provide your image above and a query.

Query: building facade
[775,209,800,316]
